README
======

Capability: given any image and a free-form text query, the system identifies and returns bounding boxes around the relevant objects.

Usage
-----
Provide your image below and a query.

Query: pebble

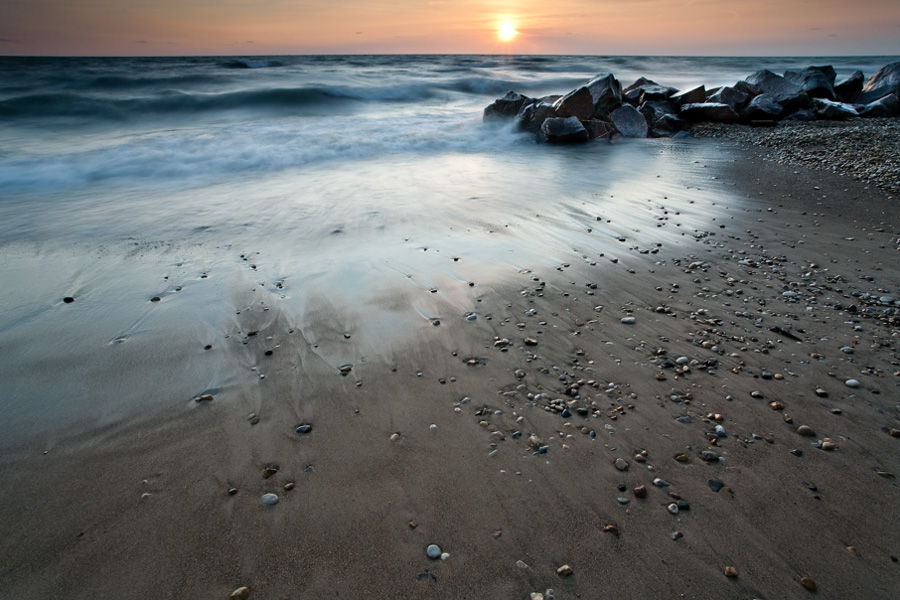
[796,425,816,437]
[845,379,860,388]
[621,317,636,324]
[672,531,683,541]
[617,497,630,505]
[714,425,727,437]
[820,438,838,451]
[653,478,670,487]
[708,479,725,493]
[230,587,251,600]
[701,450,719,462]
[296,424,312,434]
[284,482,295,491]
[426,544,442,559]
[261,493,279,506]
[263,466,278,479]
[556,564,573,577]
[724,566,738,578]
[63,296,75,303]
[614,458,629,471]
[814,388,828,397]
[667,503,679,514]
[634,485,647,498]
[800,576,817,592]
[195,394,214,402]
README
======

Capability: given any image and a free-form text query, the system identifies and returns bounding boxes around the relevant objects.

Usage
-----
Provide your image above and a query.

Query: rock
[814,388,828,397]
[733,80,763,98]
[609,104,648,137]
[603,523,621,536]
[261,493,279,506]
[701,450,719,462]
[556,564,574,577]
[583,119,615,140]
[858,61,900,104]
[859,93,899,118]
[651,113,689,136]
[707,86,750,111]
[742,94,784,120]
[584,73,624,118]
[195,394,214,403]
[621,316,636,324]
[783,66,836,99]
[540,116,590,144]
[679,102,739,123]
[614,458,629,471]
[623,77,676,104]
[800,576,817,592]
[812,98,858,120]
[150,296,161,302]
[296,424,312,434]
[339,364,352,375]
[483,91,532,121]
[63,296,75,303]
[667,503,679,515]
[708,479,724,493]
[263,466,278,479]
[552,86,597,121]
[524,338,538,346]
[797,425,816,437]
[634,485,647,498]
[820,438,838,451]
[284,482,295,490]
[724,566,739,578]
[845,379,860,388]
[889,429,900,438]
[640,99,679,123]
[831,70,863,104]
[426,544,442,559]
[652,477,670,487]
[230,586,251,600]
[745,70,810,111]
[516,101,556,133]
[671,85,706,106]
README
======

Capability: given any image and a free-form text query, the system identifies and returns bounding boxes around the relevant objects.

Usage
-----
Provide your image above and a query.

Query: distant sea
[0,55,896,244]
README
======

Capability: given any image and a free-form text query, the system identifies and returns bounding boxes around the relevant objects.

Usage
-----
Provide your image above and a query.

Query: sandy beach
[1,128,899,599]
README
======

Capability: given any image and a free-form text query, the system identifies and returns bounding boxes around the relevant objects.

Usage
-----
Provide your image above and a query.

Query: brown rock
[800,576,817,592]
[797,425,816,437]
[556,564,574,577]
[724,566,738,578]
[889,429,900,438]
[195,394,214,402]
[633,485,647,498]
[230,587,251,600]
[602,524,620,537]
[614,458,629,471]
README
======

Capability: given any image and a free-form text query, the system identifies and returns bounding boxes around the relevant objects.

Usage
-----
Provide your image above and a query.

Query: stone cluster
[484,62,900,143]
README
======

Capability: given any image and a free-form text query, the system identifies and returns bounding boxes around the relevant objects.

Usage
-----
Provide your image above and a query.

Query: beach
[1,55,900,598]
[1,128,899,599]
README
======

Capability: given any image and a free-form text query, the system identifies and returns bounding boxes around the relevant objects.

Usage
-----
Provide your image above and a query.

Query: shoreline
[1,139,899,599]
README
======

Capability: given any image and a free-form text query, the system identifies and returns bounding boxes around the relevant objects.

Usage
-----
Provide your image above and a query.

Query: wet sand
[1,139,899,599]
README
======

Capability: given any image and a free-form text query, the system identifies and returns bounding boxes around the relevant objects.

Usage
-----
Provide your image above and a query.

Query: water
[0,54,896,437]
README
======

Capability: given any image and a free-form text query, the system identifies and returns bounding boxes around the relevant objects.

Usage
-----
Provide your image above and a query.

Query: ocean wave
[222,59,284,69]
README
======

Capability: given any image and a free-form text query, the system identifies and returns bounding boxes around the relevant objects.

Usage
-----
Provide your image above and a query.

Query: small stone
[150,296,161,302]
[524,338,538,346]
[409,520,418,529]
[770,401,785,411]
[339,364,352,375]
[261,493,279,506]
[195,394,214,402]
[672,531,683,541]
[820,438,838,451]
[814,388,828,397]
[296,424,312,434]
[890,429,900,438]
[797,425,816,437]
[621,317,636,324]
[667,503,679,514]
[708,479,725,493]
[634,485,648,498]
[230,586,251,600]
[63,296,75,303]
[263,466,278,479]
[228,487,238,496]
[750,390,764,399]
[603,524,620,536]
[614,458,629,471]
[800,576,817,592]
[515,369,526,379]
[675,454,689,463]
[492,530,502,538]
[426,544,441,559]
[847,546,859,556]
[845,379,860,388]
[556,564,574,577]
[390,432,400,441]
[652,478,670,487]
[284,482,295,491]
[724,566,738,578]
[701,450,719,462]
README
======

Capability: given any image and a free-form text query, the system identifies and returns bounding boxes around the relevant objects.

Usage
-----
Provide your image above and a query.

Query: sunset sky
[2,0,899,56]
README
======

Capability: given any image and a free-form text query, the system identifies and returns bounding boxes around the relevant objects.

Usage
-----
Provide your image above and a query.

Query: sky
[1,0,899,56]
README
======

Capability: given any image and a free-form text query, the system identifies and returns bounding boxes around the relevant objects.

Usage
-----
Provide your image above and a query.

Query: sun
[497,20,518,42]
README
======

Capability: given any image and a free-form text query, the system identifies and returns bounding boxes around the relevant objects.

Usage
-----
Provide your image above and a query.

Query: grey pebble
[845,379,860,388]
[426,544,441,559]
[708,479,724,493]
[261,493,279,506]
[621,317,636,324]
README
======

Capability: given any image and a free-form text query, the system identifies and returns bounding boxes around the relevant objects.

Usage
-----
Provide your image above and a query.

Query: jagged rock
[672,85,706,106]
[584,119,615,140]
[652,113,689,137]
[680,102,739,122]
[553,86,596,121]
[859,93,900,118]
[858,61,900,104]
[484,91,532,121]
[585,73,624,117]
[784,108,817,121]
[733,80,762,98]
[812,97,858,120]
[516,101,556,133]
[834,70,864,103]
[540,116,590,144]
[744,70,810,112]
[640,99,679,124]
[609,104,648,137]
[624,77,677,105]
[708,86,750,111]
[741,94,783,120]
[783,66,836,99]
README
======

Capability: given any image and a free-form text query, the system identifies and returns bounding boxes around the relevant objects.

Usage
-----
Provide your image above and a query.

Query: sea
[0,54,896,435]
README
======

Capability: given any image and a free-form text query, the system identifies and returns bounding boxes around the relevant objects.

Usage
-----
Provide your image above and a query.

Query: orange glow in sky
[0,0,898,56]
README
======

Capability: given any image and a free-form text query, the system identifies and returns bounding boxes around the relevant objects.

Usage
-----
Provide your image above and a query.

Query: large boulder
[733,80,762,98]
[858,61,900,104]
[484,91,532,121]
[516,100,556,133]
[741,94,783,120]
[671,85,706,106]
[834,70,864,103]
[552,86,596,121]
[783,66,836,99]
[680,102,739,123]
[640,100,679,124]
[609,104,649,138]
[652,114,690,137]
[708,86,750,111]
[859,93,900,118]
[623,77,677,105]
[811,98,858,120]
[584,119,615,140]
[744,70,810,112]
[585,73,624,117]
[540,116,590,144]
